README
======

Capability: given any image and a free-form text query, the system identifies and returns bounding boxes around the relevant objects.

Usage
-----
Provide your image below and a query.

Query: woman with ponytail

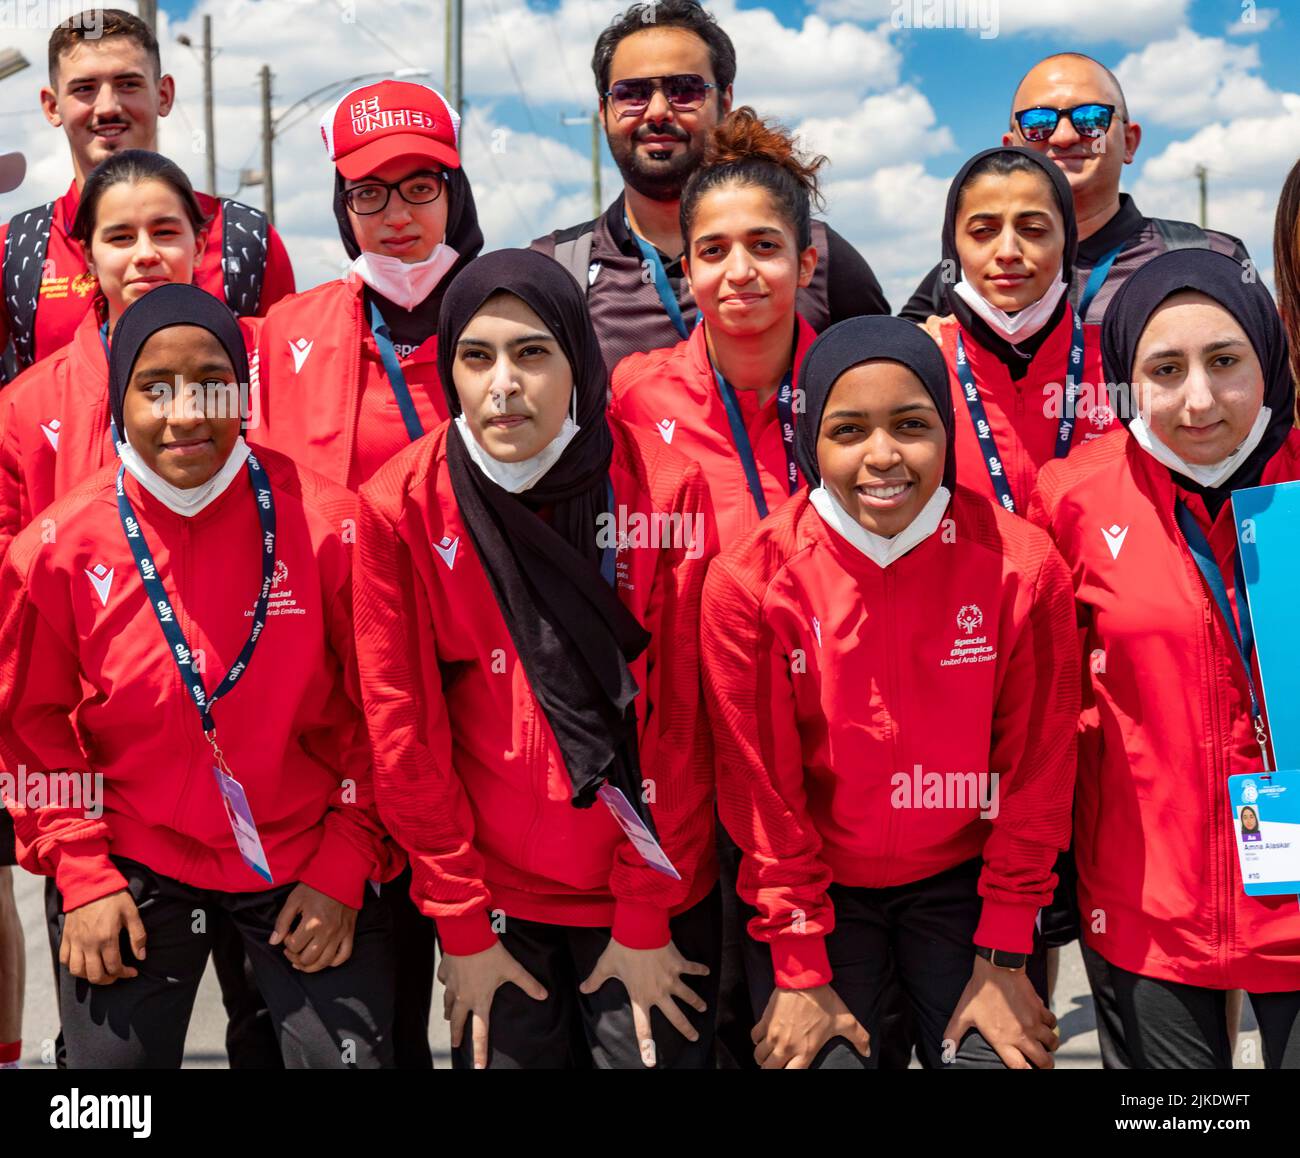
[609,107,820,546]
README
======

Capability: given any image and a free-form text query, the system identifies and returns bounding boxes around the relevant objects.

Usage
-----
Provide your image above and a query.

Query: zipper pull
[1254,715,1269,755]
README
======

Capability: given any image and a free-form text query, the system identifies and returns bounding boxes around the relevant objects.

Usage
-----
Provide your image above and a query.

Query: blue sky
[3,1,1297,304]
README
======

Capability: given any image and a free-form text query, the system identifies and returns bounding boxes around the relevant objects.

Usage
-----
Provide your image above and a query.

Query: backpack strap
[2,201,55,382]
[1153,218,1211,252]
[548,222,598,294]
[221,199,270,315]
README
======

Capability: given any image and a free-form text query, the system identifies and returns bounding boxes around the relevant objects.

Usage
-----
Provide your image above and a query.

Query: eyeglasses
[343,171,446,215]
[603,73,716,117]
[1014,103,1117,142]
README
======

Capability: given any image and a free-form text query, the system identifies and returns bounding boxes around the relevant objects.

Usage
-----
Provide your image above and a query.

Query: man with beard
[532,0,888,369]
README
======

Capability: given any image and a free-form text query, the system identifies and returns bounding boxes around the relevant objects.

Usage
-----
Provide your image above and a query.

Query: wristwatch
[974,944,1028,971]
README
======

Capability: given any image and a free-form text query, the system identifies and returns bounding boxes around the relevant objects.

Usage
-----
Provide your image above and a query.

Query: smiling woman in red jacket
[248,80,484,491]
[936,147,1112,516]
[1030,249,1300,1069]
[0,285,399,1068]
[355,249,719,1070]
[0,150,235,564]
[609,108,818,547]
[702,314,1079,1070]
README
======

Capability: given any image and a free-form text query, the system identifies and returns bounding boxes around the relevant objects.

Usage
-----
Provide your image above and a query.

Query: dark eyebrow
[823,402,935,420]
[66,70,148,85]
[100,215,186,232]
[457,333,555,348]
[967,210,1052,222]
[694,226,785,244]
[347,168,439,187]
[1143,337,1249,361]
[132,363,232,380]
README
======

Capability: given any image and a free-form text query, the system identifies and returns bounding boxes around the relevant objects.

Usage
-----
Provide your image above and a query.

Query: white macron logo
[1101,523,1129,560]
[288,337,314,373]
[655,418,676,445]
[434,535,459,570]
[85,563,114,606]
[811,615,822,646]
[40,418,61,450]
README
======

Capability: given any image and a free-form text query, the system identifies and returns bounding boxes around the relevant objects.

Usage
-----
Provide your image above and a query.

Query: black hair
[592,0,736,100]
[955,147,1061,215]
[71,149,208,246]
[680,107,824,250]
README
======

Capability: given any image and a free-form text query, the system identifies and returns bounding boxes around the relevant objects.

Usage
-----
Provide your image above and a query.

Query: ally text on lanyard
[954,308,1085,515]
[710,359,797,520]
[369,298,426,443]
[1175,499,1271,766]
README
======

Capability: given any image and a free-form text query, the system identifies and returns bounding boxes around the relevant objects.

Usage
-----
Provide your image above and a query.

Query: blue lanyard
[954,308,1085,515]
[99,322,122,448]
[116,453,276,736]
[1077,242,1126,322]
[601,477,616,588]
[710,356,797,520]
[368,299,425,443]
[625,215,689,342]
[1175,499,1268,758]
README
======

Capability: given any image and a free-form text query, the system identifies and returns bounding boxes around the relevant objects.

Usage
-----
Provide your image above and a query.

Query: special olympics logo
[272,560,289,589]
[956,604,983,634]
[1090,403,1115,430]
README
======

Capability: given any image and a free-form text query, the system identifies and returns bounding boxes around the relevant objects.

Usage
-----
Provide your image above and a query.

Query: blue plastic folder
[1233,480,1300,769]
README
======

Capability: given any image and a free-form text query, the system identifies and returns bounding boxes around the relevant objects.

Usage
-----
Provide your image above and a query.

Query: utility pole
[562,112,602,218]
[1194,164,1207,229]
[202,16,216,196]
[137,0,157,34]
[260,65,275,226]
[445,0,463,114]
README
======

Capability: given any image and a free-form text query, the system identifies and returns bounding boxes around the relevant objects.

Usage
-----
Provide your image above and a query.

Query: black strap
[550,225,597,296]
[1153,218,1211,253]
[220,200,270,316]
[2,201,55,383]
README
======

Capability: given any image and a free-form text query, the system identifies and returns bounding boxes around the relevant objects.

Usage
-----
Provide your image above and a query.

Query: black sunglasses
[604,73,716,117]
[1014,103,1117,142]
[344,171,446,215]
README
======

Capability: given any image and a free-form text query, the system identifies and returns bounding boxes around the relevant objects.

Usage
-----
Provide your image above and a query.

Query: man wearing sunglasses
[899,52,1248,326]
[532,0,889,370]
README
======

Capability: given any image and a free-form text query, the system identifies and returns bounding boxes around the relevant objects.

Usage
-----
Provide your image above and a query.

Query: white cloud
[1115,27,1278,129]
[813,0,1190,44]
[794,85,957,177]
[1226,6,1279,36]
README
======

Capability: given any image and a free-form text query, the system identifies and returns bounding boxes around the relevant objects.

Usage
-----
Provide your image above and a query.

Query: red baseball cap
[321,80,461,180]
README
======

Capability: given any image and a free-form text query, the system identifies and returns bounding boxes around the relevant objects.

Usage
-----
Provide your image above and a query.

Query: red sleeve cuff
[298,827,375,910]
[770,934,832,989]
[611,900,671,950]
[435,910,499,956]
[974,898,1041,955]
[52,841,129,913]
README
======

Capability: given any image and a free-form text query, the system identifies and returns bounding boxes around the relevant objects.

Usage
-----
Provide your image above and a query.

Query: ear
[156,73,175,119]
[40,86,62,129]
[682,252,692,292]
[81,241,95,278]
[1000,128,1016,147]
[1122,119,1141,165]
[720,85,734,117]
[193,226,209,273]
[798,243,817,289]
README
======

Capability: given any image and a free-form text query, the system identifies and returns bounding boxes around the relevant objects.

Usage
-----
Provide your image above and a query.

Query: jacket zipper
[517,693,545,873]
[170,520,201,880]
[881,566,902,871]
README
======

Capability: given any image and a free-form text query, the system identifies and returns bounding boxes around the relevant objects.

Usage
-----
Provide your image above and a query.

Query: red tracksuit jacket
[248,275,447,490]
[702,486,1080,989]
[1030,429,1300,992]
[0,447,398,912]
[0,181,295,366]
[939,309,1112,513]
[354,419,718,954]
[609,317,816,547]
[0,310,259,562]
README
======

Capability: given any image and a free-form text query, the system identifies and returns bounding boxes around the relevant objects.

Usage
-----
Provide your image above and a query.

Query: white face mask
[119,435,251,517]
[454,413,580,494]
[350,244,459,311]
[1130,406,1273,489]
[952,268,1068,344]
[809,482,952,569]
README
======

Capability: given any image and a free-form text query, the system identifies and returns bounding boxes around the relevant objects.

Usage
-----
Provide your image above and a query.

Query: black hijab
[109,282,249,440]
[795,314,957,493]
[333,165,485,333]
[942,146,1078,381]
[1101,247,1296,508]
[436,249,655,826]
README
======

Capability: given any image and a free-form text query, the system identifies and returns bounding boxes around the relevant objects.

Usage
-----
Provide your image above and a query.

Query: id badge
[212,764,274,884]
[1227,772,1300,896]
[597,784,681,881]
